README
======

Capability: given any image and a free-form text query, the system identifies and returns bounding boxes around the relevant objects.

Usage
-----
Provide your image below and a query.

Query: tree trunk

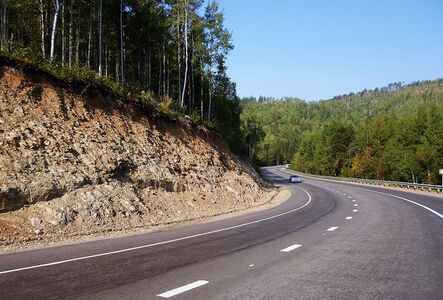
[181,0,189,108]
[208,65,212,122]
[120,0,124,83]
[105,46,109,77]
[148,48,151,89]
[1,2,8,51]
[50,0,60,62]
[40,0,46,58]
[75,26,79,65]
[158,48,161,97]
[200,62,204,118]
[162,43,166,97]
[98,0,103,76]
[208,86,212,122]
[191,35,195,110]
[87,16,92,67]
[68,0,73,67]
[166,57,170,97]
[177,13,181,104]
[61,1,65,65]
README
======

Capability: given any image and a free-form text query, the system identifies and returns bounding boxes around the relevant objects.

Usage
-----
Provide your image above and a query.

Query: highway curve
[0,166,442,299]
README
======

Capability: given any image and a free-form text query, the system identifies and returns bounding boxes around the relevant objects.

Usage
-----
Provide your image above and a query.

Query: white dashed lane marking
[157,280,209,298]
[353,209,358,212]
[345,216,353,220]
[354,204,358,206]
[326,227,339,232]
[280,244,302,252]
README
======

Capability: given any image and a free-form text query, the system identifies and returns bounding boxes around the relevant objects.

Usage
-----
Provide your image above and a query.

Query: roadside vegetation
[1,1,442,183]
[0,0,243,151]
[241,80,443,184]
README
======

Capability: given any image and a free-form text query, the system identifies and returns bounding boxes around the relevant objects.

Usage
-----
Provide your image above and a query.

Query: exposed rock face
[0,63,271,246]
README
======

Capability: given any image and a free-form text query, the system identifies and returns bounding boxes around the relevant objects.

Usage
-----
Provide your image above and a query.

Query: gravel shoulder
[0,187,292,254]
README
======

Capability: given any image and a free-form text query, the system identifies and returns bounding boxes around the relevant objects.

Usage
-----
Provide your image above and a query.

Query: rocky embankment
[0,60,273,249]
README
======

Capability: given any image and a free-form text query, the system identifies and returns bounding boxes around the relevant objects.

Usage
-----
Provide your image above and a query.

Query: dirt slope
[0,60,272,248]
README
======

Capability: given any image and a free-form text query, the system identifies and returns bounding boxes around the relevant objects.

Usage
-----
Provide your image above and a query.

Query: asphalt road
[0,166,442,299]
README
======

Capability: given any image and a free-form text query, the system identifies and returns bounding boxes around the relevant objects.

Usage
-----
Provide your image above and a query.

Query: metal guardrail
[277,166,443,194]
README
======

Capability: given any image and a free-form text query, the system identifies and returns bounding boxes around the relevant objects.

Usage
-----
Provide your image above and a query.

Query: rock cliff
[0,59,272,247]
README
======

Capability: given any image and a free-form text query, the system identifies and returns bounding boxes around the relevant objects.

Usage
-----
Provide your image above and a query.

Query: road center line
[157,280,209,298]
[326,226,339,231]
[0,187,313,275]
[280,244,302,252]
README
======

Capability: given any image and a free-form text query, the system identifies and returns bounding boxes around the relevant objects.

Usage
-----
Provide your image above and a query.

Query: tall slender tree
[50,0,60,61]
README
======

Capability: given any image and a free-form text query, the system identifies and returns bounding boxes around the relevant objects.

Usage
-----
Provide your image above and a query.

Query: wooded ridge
[241,80,443,185]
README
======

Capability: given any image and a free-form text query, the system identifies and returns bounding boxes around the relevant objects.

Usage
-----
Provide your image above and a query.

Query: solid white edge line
[280,244,302,252]
[326,226,339,231]
[0,186,312,275]
[157,280,209,298]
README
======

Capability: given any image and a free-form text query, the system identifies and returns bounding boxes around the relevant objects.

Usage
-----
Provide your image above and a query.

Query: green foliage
[241,114,265,158]
[0,0,245,153]
[159,96,173,114]
[189,110,203,125]
[243,81,443,184]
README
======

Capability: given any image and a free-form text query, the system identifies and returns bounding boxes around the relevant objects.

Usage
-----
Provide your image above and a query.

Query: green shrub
[159,96,173,113]
[190,110,202,125]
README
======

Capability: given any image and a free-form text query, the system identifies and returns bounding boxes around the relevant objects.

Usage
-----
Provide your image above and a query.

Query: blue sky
[218,0,443,101]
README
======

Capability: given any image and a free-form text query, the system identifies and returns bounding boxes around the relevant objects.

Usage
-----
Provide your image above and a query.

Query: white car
[289,175,302,183]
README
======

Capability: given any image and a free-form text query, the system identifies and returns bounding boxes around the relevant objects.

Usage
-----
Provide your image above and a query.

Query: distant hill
[240,79,443,184]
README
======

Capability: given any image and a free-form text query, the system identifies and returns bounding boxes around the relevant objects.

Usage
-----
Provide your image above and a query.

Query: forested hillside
[0,0,242,149]
[241,80,443,184]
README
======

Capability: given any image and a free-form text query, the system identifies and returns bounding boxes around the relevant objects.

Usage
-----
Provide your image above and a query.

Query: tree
[181,0,189,107]
[49,0,61,61]
[241,115,265,158]
[204,0,232,122]
[98,0,103,76]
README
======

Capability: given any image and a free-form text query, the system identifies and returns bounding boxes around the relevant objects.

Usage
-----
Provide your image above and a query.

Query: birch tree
[40,0,45,58]
[98,0,103,76]
[181,0,189,107]
[204,1,234,121]
[49,0,60,61]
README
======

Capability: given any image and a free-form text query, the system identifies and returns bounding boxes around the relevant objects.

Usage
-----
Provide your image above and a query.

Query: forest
[1,1,442,185]
[241,80,443,185]
[0,0,243,149]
